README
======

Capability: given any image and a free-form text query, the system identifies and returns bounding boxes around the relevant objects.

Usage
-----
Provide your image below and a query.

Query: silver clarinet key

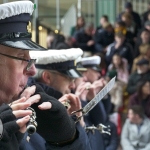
[97,124,111,135]
[26,107,37,135]
[85,124,111,135]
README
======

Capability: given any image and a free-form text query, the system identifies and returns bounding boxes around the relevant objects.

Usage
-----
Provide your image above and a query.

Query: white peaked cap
[0,1,34,20]
[79,56,101,66]
[29,48,83,64]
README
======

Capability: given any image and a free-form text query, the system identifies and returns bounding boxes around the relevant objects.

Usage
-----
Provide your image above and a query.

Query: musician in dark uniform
[20,48,107,150]
[76,56,118,150]
[0,1,93,150]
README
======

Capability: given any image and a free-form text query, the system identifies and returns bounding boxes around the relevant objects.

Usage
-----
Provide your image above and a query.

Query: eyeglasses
[0,52,36,71]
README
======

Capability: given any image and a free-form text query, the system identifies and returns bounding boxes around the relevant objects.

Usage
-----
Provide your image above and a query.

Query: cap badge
[27,21,32,33]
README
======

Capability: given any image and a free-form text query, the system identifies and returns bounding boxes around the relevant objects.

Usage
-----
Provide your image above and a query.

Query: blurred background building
[1,0,149,48]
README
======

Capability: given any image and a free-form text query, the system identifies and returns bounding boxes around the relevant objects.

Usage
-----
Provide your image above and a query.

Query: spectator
[121,105,150,150]
[134,29,150,58]
[142,2,150,26]
[114,21,135,46]
[94,22,114,53]
[70,16,85,37]
[74,23,95,54]
[50,34,66,49]
[46,32,55,49]
[121,12,138,45]
[55,36,74,49]
[129,80,150,118]
[106,29,133,69]
[117,2,141,29]
[95,15,109,39]
[145,20,150,31]
[99,15,109,29]
[132,44,150,73]
[108,53,129,85]
[127,58,150,95]
[114,21,126,28]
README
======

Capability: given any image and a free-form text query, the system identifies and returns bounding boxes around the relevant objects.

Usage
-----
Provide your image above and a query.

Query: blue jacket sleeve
[46,122,92,150]
[89,101,107,125]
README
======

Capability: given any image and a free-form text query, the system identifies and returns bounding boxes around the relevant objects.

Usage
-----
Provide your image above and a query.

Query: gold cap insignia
[27,21,32,33]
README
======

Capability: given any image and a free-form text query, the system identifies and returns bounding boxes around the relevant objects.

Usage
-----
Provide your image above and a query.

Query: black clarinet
[22,85,37,135]
[26,107,37,135]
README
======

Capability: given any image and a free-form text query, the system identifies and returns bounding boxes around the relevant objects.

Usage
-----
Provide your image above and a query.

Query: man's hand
[20,85,51,110]
[9,85,51,133]
[87,40,94,46]
[75,82,91,100]
[87,78,105,101]
[59,94,81,115]
[59,94,85,127]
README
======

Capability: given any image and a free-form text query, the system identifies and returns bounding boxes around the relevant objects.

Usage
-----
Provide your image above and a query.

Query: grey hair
[33,68,45,80]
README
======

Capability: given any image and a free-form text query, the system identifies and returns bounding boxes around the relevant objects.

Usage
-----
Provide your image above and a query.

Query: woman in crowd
[134,29,150,58]
[129,80,150,118]
[106,29,133,70]
[108,53,129,85]
[132,44,150,72]
[121,12,138,46]
[70,16,85,37]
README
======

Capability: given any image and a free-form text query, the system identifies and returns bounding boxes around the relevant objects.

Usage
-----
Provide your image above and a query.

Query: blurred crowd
[46,1,150,150]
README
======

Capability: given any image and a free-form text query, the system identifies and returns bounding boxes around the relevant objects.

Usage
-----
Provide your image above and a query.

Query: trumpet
[26,107,37,135]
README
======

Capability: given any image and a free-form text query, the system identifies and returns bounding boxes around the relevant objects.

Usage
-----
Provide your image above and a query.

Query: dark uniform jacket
[81,100,106,150]
[20,122,92,150]
[19,78,101,150]
[102,96,118,150]
[127,70,150,95]
[74,29,95,53]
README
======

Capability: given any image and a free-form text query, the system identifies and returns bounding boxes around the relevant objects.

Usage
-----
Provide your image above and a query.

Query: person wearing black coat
[117,2,141,30]
[106,32,133,69]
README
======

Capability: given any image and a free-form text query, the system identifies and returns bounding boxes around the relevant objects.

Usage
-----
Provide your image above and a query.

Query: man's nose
[69,81,76,90]
[25,64,37,77]
[83,76,88,82]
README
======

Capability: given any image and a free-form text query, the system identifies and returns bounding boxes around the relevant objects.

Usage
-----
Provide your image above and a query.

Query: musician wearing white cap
[75,56,118,150]
[75,56,105,101]
[19,48,95,150]
[0,1,91,150]
[77,56,101,83]
[0,1,50,149]
[23,49,110,150]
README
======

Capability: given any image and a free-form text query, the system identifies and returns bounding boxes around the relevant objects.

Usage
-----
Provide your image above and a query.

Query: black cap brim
[91,66,101,72]
[0,40,46,50]
[58,69,82,78]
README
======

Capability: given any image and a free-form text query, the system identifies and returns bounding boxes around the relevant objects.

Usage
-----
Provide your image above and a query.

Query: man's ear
[41,71,52,85]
